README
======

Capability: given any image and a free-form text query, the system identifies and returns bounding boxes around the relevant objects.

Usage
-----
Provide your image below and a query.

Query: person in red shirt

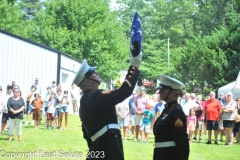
[204,91,221,144]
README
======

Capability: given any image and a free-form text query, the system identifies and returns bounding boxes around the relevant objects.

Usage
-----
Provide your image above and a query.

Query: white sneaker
[24,121,28,125]
[31,121,35,125]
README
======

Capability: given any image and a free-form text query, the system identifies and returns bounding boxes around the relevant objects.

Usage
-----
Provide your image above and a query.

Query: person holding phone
[59,90,70,129]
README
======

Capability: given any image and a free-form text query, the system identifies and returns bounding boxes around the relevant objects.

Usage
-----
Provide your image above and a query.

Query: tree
[0,1,23,33]
[28,0,129,81]
[18,0,44,20]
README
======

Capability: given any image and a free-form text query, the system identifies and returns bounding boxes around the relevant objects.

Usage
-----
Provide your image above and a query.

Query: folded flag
[130,12,142,57]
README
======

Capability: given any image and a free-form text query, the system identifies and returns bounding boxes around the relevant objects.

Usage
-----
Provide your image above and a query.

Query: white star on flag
[131,30,135,37]
[137,29,142,36]
[137,17,142,25]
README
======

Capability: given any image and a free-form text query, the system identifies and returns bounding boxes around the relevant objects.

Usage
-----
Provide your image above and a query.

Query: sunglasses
[14,91,19,93]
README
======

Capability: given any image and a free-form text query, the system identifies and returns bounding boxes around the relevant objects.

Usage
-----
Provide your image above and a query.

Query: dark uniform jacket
[80,66,140,160]
[153,101,189,160]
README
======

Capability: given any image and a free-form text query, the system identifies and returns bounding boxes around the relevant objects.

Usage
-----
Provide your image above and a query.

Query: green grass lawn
[1,115,239,160]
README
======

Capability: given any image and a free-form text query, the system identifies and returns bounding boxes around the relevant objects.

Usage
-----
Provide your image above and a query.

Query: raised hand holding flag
[130,13,142,68]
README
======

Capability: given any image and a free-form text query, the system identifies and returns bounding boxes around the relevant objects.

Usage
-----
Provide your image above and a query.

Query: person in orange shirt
[31,93,43,129]
[204,91,221,144]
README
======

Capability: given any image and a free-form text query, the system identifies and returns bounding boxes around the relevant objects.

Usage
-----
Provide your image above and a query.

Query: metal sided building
[0,29,81,113]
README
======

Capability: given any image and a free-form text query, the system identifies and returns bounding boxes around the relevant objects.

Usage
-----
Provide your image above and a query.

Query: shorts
[118,115,129,127]
[204,114,206,122]
[207,120,218,130]
[223,120,234,128]
[33,110,42,120]
[196,120,203,130]
[187,123,195,131]
[45,107,48,112]
[60,106,68,113]
[234,122,240,133]
[54,109,59,117]
[27,104,32,112]
[219,120,224,130]
[140,123,151,134]
[47,113,54,120]
[135,115,143,126]
[72,99,77,104]
[1,113,8,123]
[129,115,136,126]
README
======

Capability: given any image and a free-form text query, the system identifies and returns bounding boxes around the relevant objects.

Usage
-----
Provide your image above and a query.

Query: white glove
[130,51,142,68]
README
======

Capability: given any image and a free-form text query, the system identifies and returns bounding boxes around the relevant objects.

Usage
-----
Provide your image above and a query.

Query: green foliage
[1,0,240,95]
[30,0,129,80]
[18,0,44,20]
[0,1,23,32]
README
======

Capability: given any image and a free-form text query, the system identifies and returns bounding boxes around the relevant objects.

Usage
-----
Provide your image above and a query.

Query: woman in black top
[7,88,25,142]
[153,74,189,160]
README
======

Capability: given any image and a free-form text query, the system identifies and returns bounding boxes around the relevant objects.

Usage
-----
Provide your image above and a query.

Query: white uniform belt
[91,124,120,141]
[155,141,176,148]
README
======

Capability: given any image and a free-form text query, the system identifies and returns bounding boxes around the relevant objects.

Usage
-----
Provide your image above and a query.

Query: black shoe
[193,137,197,140]
[206,141,211,144]
[214,141,218,145]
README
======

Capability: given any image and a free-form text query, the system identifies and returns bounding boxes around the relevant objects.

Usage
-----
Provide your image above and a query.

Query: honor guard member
[73,13,142,160]
[153,75,189,160]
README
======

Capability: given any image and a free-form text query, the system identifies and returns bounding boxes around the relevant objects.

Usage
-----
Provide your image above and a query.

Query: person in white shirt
[44,87,52,124]
[1,85,13,134]
[46,92,56,130]
[182,93,198,117]
[70,84,81,114]
[32,78,42,96]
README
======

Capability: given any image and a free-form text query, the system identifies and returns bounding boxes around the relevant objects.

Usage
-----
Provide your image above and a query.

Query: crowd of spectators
[0,78,82,142]
[115,87,240,146]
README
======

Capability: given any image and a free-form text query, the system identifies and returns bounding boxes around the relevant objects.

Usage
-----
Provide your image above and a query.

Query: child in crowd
[187,108,196,146]
[46,92,56,130]
[31,93,43,129]
[139,104,154,143]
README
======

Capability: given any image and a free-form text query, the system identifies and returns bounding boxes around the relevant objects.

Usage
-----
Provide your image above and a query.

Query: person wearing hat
[1,85,13,135]
[73,13,142,160]
[153,74,189,160]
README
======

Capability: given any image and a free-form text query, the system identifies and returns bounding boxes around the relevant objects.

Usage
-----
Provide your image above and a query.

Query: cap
[145,104,151,109]
[226,92,233,96]
[13,85,20,90]
[7,84,13,89]
[156,74,184,90]
[73,59,97,86]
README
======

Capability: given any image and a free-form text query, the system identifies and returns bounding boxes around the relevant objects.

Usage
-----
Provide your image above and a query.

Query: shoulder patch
[101,91,112,94]
[174,117,183,128]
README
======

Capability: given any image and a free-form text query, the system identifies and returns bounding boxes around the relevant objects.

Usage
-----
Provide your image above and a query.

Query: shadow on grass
[0,137,9,141]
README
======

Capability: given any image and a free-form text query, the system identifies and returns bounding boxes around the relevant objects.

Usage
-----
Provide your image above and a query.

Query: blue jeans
[60,106,68,113]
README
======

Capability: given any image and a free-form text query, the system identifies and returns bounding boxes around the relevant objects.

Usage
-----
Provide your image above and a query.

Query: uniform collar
[165,100,178,108]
